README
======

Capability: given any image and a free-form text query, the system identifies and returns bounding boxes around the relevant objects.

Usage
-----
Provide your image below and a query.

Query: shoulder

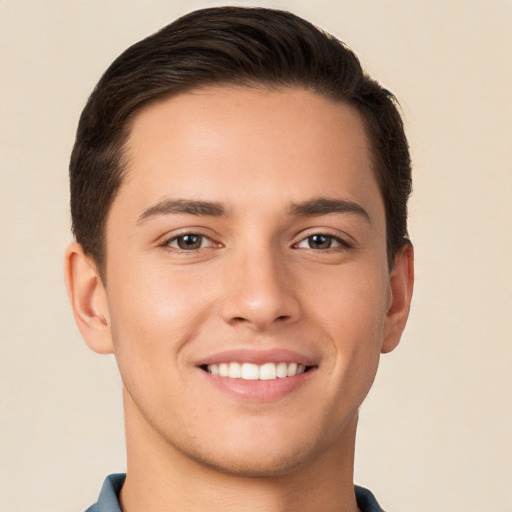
[355,485,386,512]
[84,474,126,512]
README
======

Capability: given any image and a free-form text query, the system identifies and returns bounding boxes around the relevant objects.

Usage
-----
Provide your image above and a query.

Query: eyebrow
[137,198,226,224]
[136,196,371,225]
[289,197,371,223]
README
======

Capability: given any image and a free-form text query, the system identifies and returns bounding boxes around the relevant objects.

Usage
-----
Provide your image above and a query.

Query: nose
[220,245,301,331]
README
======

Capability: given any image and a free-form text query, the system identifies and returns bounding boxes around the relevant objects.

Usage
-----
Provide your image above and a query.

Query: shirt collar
[90,474,384,512]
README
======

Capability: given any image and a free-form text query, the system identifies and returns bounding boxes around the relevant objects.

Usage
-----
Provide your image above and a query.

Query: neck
[120,389,360,512]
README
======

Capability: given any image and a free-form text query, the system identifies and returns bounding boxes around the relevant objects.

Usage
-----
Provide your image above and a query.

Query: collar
[87,474,385,512]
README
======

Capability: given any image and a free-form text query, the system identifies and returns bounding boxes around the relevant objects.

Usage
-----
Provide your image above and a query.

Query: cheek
[304,263,389,393]
[106,259,214,360]
[306,263,389,340]
[105,262,216,420]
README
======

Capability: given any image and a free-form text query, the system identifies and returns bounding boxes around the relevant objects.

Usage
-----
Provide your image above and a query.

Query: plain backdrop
[1,1,511,511]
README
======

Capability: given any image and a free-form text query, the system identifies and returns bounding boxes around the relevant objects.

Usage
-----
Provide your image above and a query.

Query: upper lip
[195,348,318,367]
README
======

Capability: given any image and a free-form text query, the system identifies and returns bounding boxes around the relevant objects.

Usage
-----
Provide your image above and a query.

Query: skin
[65,86,413,512]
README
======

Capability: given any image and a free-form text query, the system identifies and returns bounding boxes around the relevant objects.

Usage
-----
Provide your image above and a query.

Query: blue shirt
[86,473,386,511]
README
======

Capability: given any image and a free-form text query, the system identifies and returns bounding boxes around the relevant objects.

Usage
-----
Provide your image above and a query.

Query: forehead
[115,85,382,221]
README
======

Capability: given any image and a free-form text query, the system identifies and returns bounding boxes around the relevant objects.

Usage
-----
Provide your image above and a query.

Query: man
[65,6,413,512]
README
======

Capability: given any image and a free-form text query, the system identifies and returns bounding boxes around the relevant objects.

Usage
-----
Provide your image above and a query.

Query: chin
[167,416,347,479]
[184,442,319,478]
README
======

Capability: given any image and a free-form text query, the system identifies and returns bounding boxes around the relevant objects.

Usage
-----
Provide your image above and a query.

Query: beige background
[1,1,511,510]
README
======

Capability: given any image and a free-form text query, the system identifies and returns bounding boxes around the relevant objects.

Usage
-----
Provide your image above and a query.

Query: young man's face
[84,86,411,476]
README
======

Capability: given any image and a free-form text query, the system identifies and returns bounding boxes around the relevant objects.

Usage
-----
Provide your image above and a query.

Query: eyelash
[160,231,352,253]
[293,233,352,251]
[160,232,218,252]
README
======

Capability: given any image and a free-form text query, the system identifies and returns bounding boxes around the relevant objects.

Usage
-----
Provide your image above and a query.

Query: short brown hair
[70,6,411,277]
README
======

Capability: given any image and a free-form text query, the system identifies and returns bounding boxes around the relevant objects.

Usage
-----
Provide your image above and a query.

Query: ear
[64,242,114,354]
[381,243,414,354]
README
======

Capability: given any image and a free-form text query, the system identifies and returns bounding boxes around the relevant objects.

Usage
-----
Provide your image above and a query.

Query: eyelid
[158,227,222,251]
[167,234,213,250]
[292,228,354,250]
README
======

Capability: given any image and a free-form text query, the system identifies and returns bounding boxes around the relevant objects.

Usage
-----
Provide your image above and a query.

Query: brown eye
[307,234,333,249]
[295,233,349,251]
[169,234,207,250]
[179,234,202,249]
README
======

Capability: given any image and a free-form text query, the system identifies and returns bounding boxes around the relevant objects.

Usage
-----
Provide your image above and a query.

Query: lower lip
[199,369,314,402]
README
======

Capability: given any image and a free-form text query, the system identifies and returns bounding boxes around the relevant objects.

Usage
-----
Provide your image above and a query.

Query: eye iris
[309,234,332,249]
[177,234,202,250]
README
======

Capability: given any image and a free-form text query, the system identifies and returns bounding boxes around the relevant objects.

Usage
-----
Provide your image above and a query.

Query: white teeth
[228,362,242,378]
[219,363,229,377]
[259,362,277,380]
[287,362,297,377]
[276,362,288,378]
[205,361,308,380]
[241,363,259,380]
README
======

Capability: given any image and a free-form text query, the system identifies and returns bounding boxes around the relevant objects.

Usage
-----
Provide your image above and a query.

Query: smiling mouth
[201,362,311,381]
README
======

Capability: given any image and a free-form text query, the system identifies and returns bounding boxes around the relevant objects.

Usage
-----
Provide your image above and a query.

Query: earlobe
[64,242,114,354]
[381,243,414,354]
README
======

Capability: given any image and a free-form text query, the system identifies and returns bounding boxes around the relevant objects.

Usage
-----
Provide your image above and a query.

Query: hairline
[95,81,393,282]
